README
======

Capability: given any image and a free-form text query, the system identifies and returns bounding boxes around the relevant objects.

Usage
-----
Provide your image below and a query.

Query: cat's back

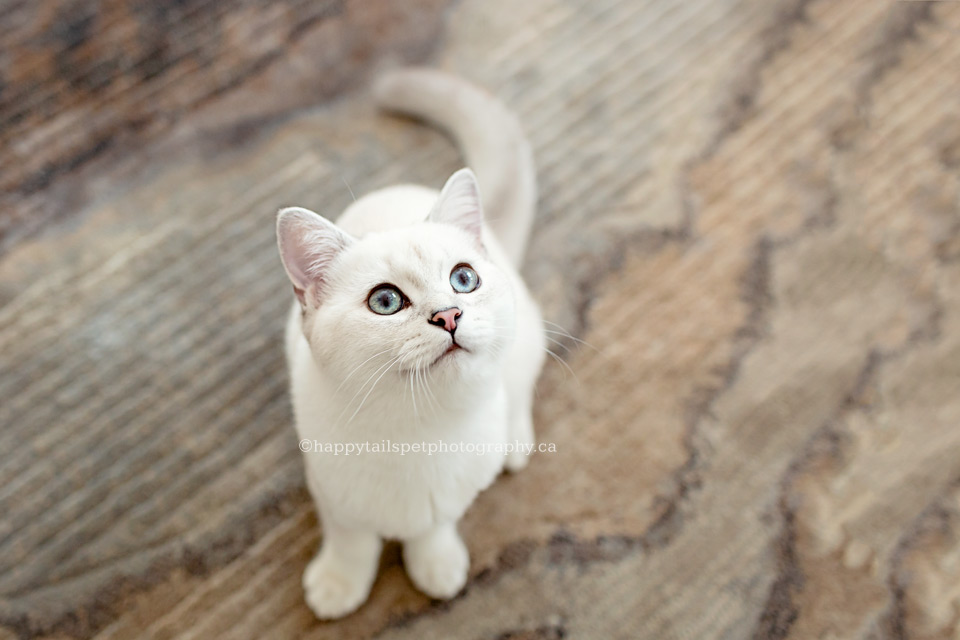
[335,184,438,237]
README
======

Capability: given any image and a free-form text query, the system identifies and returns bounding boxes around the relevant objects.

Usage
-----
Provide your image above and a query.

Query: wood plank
[2,0,960,638]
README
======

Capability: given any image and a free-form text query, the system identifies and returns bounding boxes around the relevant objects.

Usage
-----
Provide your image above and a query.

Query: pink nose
[429,307,461,333]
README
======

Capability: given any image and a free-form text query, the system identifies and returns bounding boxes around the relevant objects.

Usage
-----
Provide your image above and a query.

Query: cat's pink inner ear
[276,207,353,305]
[428,168,484,242]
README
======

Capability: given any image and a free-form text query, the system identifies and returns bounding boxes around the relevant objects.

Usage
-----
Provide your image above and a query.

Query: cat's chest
[292,354,510,537]
[306,424,506,538]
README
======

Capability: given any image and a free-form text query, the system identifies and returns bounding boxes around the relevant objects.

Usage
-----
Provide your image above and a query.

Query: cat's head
[277,169,515,392]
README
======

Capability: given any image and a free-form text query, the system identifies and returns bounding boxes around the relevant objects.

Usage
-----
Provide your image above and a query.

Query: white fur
[279,70,544,619]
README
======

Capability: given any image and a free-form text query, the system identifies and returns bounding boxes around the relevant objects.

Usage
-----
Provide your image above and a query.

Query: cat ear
[428,168,484,243]
[276,206,354,307]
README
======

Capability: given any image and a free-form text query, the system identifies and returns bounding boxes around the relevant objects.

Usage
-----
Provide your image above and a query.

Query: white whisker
[340,354,400,423]
[341,175,357,202]
[421,358,440,416]
[409,359,419,420]
[542,329,600,352]
[544,347,580,385]
[414,356,424,418]
[347,354,402,424]
[544,334,573,352]
[336,348,393,394]
[542,320,601,353]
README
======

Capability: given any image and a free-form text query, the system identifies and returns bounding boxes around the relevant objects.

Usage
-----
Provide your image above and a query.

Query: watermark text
[298,438,557,457]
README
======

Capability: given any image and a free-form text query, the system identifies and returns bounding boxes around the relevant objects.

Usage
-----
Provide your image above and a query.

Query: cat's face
[307,225,514,385]
[277,170,515,392]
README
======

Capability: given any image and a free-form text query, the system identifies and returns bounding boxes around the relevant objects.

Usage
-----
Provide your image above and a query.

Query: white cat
[276,68,545,619]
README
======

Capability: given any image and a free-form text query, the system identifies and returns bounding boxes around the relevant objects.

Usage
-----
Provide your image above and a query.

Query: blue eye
[450,264,480,293]
[368,285,404,315]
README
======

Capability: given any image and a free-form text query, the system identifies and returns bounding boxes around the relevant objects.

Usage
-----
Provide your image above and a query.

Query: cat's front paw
[302,554,371,619]
[505,411,535,472]
[504,447,530,472]
[403,526,469,599]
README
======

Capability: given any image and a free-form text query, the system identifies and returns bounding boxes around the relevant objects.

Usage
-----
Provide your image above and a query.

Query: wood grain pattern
[1,0,959,638]
[0,0,450,256]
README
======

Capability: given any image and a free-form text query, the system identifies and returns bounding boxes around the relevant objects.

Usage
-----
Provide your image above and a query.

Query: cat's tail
[373,68,536,268]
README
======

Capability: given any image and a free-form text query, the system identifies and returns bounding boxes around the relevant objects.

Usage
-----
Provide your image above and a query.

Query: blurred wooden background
[1,1,959,638]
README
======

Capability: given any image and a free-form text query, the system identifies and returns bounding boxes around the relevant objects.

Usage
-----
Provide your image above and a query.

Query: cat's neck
[320,365,502,438]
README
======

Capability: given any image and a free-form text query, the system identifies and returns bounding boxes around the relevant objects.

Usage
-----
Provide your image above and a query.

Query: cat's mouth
[430,341,466,367]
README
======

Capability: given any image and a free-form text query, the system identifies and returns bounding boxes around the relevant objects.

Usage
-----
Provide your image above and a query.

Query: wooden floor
[2,0,960,638]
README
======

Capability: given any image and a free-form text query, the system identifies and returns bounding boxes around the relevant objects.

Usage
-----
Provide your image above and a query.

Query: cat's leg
[402,521,469,599]
[502,295,544,472]
[504,391,534,471]
[303,518,382,619]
